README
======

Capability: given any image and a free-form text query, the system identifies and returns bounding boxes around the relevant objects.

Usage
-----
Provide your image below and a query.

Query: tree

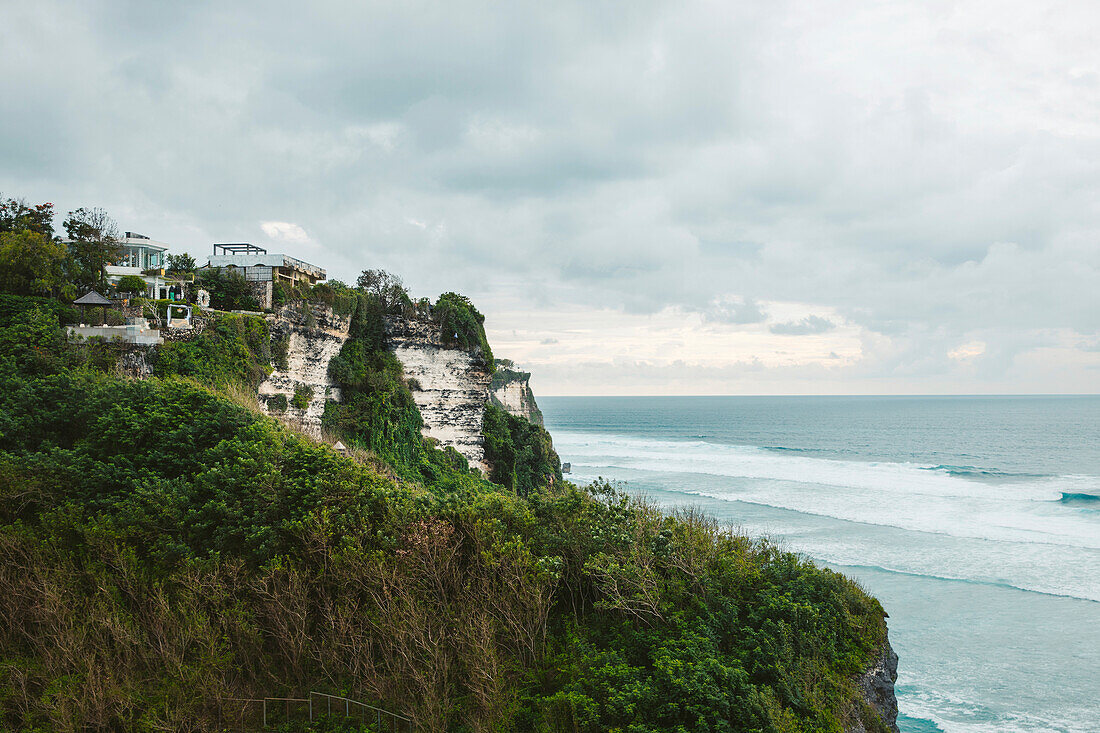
[63,207,120,292]
[356,269,409,313]
[115,275,148,297]
[197,268,260,311]
[166,252,197,274]
[0,230,70,297]
[0,197,55,239]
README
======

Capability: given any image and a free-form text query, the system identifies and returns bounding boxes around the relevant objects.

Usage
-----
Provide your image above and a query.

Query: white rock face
[490,365,544,426]
[387,317,492,473]
[258,304,351,438]
[255,307,492,471]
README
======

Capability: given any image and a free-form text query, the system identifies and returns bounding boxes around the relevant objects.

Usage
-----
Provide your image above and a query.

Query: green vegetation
[154,312,272,388]
[196,267,261,311]
[291,382,315,410]
[272,332,291,370]
[114,274,147,295]
[433,291,493,368]
[0,233,893,731]
[166,252,197,274]
[483,403,561,495]
[323,291,485,492]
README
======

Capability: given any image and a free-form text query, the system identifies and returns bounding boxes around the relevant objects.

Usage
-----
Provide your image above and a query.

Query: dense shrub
[272,332,290,370]
[115,274,148,295]
[0,292,78,327]
[197,267,261,311]
[291,383,314,410]
[483,403,562,495]
[432,292,493,369]
[0,292,893,733]
[155,313,271,387]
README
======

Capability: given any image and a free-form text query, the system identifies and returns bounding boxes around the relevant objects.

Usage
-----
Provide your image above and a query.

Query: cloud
[703,297,767,325]
[948,341,987,362]
[1,0,1098,393]
[540,337,559,345]
[769,316,836,336]
[260,221,314,246]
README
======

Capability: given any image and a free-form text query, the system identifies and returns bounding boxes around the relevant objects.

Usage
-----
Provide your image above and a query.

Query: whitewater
[541,395,1100,733]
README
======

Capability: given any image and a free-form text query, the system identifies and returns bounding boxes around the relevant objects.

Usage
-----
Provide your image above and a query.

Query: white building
[205,243,326,308]
[103,232,187,300]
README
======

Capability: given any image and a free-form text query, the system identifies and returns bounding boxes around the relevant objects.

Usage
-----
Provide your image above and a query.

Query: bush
[115,275,148,296]
[272,333,290,371]
[267,393,288,413]
[482,403,561,495]
[432,292,493,369]
[155,313,271,387]
[291,383,314,410]
[197,268,261,311]
[0,293,79,327]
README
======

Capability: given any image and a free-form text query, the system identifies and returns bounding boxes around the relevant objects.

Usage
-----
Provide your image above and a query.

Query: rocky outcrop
[490,361,544,426]
[848,638,900,733]
[116,344,156,379]
[257,303,351,438]
[386,316,492,473]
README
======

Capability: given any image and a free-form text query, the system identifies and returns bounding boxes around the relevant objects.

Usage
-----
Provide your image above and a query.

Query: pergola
[73,291,112,324]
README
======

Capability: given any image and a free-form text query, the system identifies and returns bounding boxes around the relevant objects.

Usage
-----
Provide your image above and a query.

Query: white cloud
[260,221,315,247]
[949,341,987,362]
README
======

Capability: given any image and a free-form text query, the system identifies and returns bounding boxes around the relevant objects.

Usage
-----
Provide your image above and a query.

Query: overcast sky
[3,1,1098,394]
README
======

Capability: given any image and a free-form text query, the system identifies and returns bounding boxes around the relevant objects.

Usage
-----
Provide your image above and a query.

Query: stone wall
[386,316,492,473]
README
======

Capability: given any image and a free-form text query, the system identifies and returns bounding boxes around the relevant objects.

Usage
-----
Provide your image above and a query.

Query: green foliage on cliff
[0,291,893,732]
[433,291,493,369]
[483,403,562,495]
[323,292,484,492]
[154,313,272,388]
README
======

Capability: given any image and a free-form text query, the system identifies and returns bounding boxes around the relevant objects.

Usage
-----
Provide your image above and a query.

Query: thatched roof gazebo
[74,291,112,324]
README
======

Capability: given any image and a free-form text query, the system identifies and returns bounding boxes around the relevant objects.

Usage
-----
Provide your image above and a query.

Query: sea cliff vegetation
[0,196,892,732]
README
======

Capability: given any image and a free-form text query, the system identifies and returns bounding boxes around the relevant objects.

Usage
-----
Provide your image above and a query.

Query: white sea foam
[556,431,1100,547]
[555,430,1100,602]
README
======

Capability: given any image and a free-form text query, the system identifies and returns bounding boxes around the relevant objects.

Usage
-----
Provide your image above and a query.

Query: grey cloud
[770,316,836,336]
[1,1,1098,392]
[704,298,767,325]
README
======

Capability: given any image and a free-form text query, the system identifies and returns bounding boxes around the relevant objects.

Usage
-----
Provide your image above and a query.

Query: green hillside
[0,201,892,732]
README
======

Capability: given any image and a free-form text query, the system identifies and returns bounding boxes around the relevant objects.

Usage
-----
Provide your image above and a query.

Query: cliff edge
[385,315,492,473]
[849,638,900,733]
[490,359,545,426]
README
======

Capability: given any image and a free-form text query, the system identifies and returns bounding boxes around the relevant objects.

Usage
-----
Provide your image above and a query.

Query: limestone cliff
[848,638,900,733]
[385,316,492,473]
[257,303,351,437]
[490,360,545,426]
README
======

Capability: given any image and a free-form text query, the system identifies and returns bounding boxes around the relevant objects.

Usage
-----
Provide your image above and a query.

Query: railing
[311,692,413,731]
[216,691,412,731]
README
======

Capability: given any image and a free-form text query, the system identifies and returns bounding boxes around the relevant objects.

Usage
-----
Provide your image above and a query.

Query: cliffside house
[103,232,191,301]
[204,243,326,309]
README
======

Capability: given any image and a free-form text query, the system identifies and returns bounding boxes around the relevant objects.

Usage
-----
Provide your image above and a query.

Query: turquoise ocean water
[540,396,1100,733]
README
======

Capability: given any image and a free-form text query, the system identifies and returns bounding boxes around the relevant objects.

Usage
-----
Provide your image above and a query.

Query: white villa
[104,232,189,300]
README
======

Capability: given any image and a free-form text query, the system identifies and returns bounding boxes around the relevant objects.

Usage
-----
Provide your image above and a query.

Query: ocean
[539,395,1100,733]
